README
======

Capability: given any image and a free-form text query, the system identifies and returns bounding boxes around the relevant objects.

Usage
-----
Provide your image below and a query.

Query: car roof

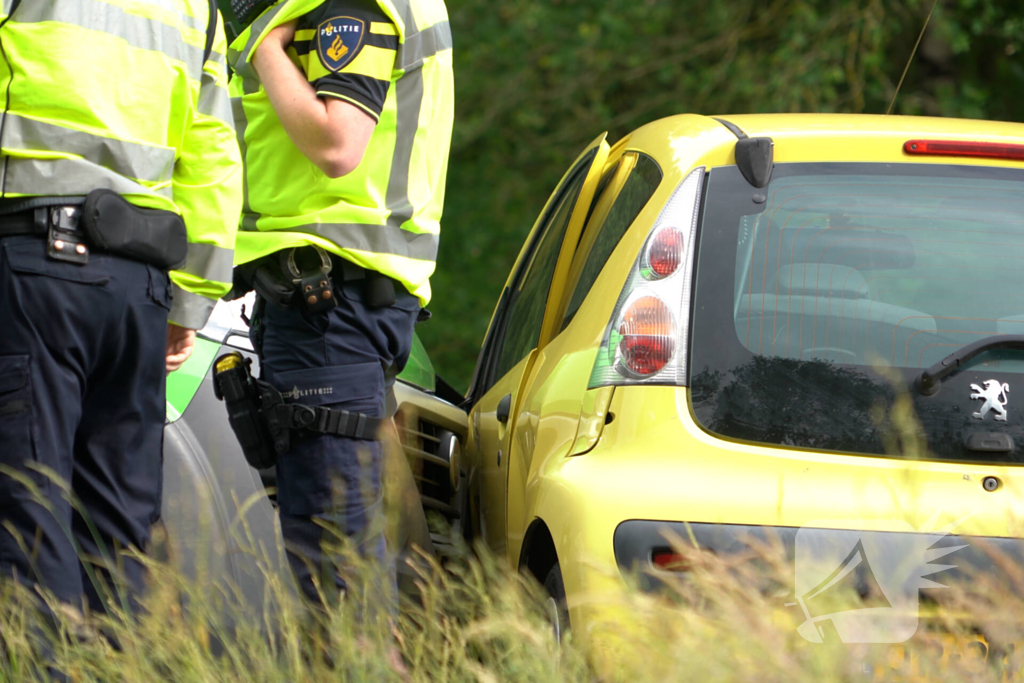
[621,113,1024,175]
[705,113,1024,140]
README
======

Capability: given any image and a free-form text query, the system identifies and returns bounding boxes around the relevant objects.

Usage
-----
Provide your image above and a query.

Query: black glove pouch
[363,269,396,309]
[80,189,188,270]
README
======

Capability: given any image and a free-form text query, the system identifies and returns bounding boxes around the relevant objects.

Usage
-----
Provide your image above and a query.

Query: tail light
[619,295,675,376]
[642,225,685,280]
[651,550,690,572]
[589,167,704,388]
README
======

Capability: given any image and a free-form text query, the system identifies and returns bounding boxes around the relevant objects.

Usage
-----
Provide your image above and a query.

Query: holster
[212,353,284,470]
[213,351,386,471]
[80,189,188,270]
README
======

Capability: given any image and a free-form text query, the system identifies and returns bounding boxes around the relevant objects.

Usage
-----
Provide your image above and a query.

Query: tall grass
[3,381,1024,682]
[2,514,1023,682]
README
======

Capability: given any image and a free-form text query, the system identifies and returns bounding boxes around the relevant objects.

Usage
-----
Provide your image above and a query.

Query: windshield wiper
[916,335,1024,395]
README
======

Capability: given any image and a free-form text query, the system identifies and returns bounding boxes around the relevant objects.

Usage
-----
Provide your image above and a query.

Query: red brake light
[904,139,1024,162]
[652,551,689,571]
[644,226,685,279]
[618,295,675,376]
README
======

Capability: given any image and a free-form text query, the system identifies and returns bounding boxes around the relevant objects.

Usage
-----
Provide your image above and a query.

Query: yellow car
[421,113,1024,651]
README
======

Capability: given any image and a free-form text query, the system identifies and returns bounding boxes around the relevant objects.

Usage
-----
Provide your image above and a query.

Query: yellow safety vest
[229,0,454,305]
[0,0,242,329]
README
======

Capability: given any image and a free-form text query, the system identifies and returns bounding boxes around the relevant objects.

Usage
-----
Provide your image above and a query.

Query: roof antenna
[886,0,939,115]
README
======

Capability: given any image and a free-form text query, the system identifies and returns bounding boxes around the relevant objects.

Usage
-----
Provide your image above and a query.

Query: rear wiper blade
[916,334,1024,395]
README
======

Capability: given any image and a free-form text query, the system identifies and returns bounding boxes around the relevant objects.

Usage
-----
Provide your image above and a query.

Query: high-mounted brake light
[588,167,705,388]
[904,139,1024,162]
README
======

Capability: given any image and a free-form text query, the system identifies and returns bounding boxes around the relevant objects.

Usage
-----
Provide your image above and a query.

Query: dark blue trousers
[0,235,169,612]
[251,260,419,609]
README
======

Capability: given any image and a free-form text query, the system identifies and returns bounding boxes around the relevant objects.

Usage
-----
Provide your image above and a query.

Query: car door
[503,150,668,564]
[466,134,610,555]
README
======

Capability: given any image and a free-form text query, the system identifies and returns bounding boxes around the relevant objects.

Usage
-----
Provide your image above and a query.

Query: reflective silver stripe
[16,0,204,77]
[385,66,422,229]
[168,285,217,330]
[232,98,253,216]
[2,114,175,184]
[397,20,452,71]
[198,74,233,125]
[230,2,288,79]
[139,0,207,32]
[289,223,439,262]
[384,2,420,231]
[180,242,234,282]
[206,49,226,66]
[3,157,172,198]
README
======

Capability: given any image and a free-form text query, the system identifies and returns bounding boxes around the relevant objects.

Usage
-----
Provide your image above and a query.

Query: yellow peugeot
[435,113,1024,655]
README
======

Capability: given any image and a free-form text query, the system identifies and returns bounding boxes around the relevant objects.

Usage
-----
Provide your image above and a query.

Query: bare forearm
[253,43,342,171]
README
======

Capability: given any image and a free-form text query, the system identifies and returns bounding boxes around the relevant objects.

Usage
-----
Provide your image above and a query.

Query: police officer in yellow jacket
[228,0,452,605]
[0,1,241,612]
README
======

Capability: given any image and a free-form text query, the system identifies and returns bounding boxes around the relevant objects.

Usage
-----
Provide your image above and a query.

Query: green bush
[425,0,1024,390]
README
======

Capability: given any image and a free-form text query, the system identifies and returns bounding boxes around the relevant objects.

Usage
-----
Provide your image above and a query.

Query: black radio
[218,0,278,43]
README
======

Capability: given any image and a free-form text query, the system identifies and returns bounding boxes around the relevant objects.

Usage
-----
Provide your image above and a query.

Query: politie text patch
[316,16,366,72]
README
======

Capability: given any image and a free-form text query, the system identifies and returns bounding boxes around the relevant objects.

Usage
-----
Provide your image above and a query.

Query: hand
[166,324,197,374]
[254,20,298,68]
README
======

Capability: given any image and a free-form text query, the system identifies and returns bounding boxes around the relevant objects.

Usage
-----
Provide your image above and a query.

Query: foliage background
[418,0,1024,390]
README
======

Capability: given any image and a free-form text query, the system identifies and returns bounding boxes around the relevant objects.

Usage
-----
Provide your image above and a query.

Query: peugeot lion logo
[970,379,1009,421]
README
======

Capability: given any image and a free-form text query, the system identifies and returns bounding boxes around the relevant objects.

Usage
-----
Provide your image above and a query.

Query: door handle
[496,394,512,424]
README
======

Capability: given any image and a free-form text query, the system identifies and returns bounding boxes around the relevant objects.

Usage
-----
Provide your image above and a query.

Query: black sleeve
[296,0,398,121]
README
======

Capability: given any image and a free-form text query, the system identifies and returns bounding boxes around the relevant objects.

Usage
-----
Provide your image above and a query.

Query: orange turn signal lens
[618,295,675,376]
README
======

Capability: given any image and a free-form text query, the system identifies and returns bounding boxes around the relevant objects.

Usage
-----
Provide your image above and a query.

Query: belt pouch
[80,189,188,270]
[363,269,396,309]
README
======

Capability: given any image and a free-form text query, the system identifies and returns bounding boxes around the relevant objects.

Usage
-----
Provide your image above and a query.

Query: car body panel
[166,336,221,422]
[454,112,1024,648]
[547,384,1024,635]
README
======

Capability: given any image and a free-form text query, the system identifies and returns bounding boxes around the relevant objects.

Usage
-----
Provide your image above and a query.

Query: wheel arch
[518,517,559,583]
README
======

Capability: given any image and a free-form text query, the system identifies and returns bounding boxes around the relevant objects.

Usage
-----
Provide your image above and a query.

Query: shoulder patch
[316,16,366,72]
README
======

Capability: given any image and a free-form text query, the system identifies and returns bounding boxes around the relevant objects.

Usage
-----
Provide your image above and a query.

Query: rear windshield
[689,163,1024,463]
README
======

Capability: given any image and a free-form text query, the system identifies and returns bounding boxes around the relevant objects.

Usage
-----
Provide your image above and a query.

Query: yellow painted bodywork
[461,113,1024,648]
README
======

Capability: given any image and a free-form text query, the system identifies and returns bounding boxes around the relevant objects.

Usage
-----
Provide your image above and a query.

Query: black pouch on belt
[80,189,188,270]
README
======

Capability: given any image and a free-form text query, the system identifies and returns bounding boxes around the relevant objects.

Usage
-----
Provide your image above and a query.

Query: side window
[487,160,593,385]
[561,154,663,329]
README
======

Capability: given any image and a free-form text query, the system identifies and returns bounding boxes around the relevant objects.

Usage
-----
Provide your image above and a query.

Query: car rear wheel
[543,562,570,643]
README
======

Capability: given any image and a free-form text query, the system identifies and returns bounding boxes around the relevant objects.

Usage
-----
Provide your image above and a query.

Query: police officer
[0,2,242,613]
[228,0,453,606]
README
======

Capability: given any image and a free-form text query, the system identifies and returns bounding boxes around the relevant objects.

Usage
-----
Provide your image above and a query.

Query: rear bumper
[613,520,1024,595]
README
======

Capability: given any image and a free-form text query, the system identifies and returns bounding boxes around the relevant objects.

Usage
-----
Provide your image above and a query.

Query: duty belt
[0,198,91,265]
[0,191,188,270]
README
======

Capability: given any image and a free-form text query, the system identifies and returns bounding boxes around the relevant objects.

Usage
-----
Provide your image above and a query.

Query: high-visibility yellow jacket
[0,0,242,329]
[229,0,454,306]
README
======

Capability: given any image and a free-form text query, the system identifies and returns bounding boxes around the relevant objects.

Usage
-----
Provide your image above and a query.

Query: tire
[453,474,473,545]
[543,562,570,643]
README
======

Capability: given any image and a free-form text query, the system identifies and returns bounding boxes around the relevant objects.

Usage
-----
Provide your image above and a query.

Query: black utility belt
[236,245,400,317]
[0,189,187,270]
